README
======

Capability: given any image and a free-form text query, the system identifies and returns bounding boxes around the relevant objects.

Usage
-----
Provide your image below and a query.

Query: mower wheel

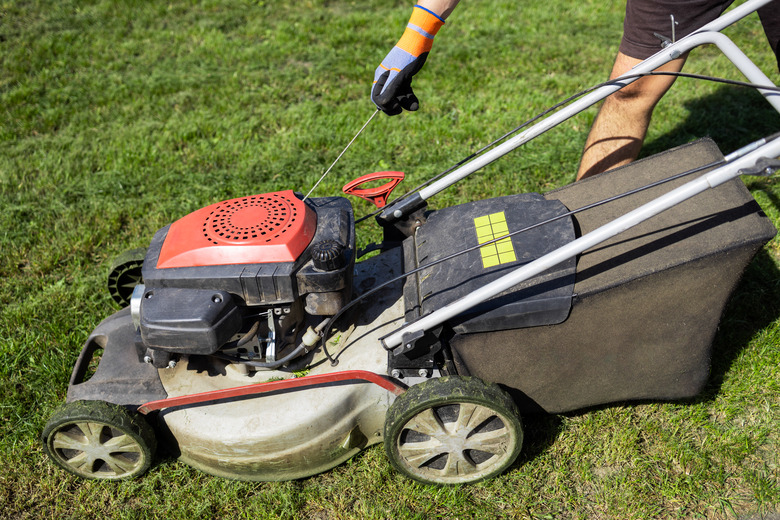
[384,376,523,485]
[42,400,156,480]
[107,247,146,307]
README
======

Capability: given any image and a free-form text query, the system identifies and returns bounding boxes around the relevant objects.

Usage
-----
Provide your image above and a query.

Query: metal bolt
[393,210,403,218]
[418,368,430,378]
[167,360,177,369]
[143,355,152,364]
[391,369,402,378]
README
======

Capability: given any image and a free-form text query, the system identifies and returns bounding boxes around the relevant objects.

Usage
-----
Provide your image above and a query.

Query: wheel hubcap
[397,403,516,481]
[51,421,145,478]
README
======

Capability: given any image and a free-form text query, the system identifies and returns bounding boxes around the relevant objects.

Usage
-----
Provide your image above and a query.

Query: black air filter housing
[139,288,243,354]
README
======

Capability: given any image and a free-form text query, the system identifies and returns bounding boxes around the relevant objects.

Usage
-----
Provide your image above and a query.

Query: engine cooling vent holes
[202,194,300,245]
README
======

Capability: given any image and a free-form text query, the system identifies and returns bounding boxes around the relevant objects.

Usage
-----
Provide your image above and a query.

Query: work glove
[372,5,445,115]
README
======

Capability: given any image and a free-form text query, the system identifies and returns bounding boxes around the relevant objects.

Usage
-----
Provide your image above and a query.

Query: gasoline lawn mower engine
[131,190,355,371]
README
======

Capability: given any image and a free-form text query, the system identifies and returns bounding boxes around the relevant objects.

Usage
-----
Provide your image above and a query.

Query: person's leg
[757,3,780,72]
[575,52,687,180]
[575,0,734,181]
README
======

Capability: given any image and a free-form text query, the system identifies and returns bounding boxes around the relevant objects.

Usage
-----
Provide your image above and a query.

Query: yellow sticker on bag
[474,211,517,269]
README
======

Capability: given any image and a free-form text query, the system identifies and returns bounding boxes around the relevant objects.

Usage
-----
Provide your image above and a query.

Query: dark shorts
[620,0,780,71]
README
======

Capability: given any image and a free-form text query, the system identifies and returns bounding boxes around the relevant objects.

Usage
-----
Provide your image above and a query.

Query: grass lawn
[1,0,779,518]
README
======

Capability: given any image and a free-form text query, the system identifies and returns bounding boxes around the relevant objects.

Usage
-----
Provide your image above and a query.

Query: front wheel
[42,400,156,480]
[384,376,523,485]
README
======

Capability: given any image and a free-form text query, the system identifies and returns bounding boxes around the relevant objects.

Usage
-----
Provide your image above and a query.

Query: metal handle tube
[701,33,780,112]
[415,0,778,203]
[381,137,780,350]
[692,0,775,33]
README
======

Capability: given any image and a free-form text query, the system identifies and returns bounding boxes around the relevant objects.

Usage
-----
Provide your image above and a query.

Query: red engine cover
[156,190,317,268]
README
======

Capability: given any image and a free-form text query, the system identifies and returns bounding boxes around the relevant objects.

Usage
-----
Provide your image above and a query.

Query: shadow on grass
[642,85,780,158]
[705,246,780,398]
[512,413,563,470]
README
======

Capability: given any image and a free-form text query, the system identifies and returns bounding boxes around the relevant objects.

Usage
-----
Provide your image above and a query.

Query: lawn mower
[42,0,780,485]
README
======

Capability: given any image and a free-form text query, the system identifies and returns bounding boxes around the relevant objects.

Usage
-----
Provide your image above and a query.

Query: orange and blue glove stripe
[372,5,445,115]
[395,5,444,58]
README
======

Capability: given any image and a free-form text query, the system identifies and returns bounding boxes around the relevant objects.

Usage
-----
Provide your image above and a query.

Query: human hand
[371,5,444,115]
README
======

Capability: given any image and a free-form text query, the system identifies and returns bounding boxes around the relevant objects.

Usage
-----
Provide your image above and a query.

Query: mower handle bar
[378,0,779,216]
[381,134,780,351]
[379,0,780,349]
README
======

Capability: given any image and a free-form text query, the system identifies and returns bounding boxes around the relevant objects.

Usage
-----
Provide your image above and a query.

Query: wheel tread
[42,400,156,480]
[384,376,523,485]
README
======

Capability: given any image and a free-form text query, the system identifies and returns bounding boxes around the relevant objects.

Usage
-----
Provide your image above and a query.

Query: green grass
[1,0,779,518]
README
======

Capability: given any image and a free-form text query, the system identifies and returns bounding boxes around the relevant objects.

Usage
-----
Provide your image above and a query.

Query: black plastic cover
[139,287,243,354]
[405,193,576,334]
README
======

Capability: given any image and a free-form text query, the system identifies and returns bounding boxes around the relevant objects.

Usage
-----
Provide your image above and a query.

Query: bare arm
[417,0,460,20]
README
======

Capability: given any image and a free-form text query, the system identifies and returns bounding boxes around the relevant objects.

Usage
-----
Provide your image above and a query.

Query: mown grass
[1,0,779,518]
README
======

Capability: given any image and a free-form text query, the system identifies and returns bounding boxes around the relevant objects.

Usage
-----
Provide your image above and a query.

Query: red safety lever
[342,171,405,208]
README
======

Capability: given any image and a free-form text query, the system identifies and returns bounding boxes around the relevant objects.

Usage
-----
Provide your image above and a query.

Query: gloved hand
[372,5,445,115]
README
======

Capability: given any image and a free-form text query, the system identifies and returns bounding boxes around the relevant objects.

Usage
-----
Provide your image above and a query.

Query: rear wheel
[42,400,156,480]
[107,248,146,307]
[384,376,523,485]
